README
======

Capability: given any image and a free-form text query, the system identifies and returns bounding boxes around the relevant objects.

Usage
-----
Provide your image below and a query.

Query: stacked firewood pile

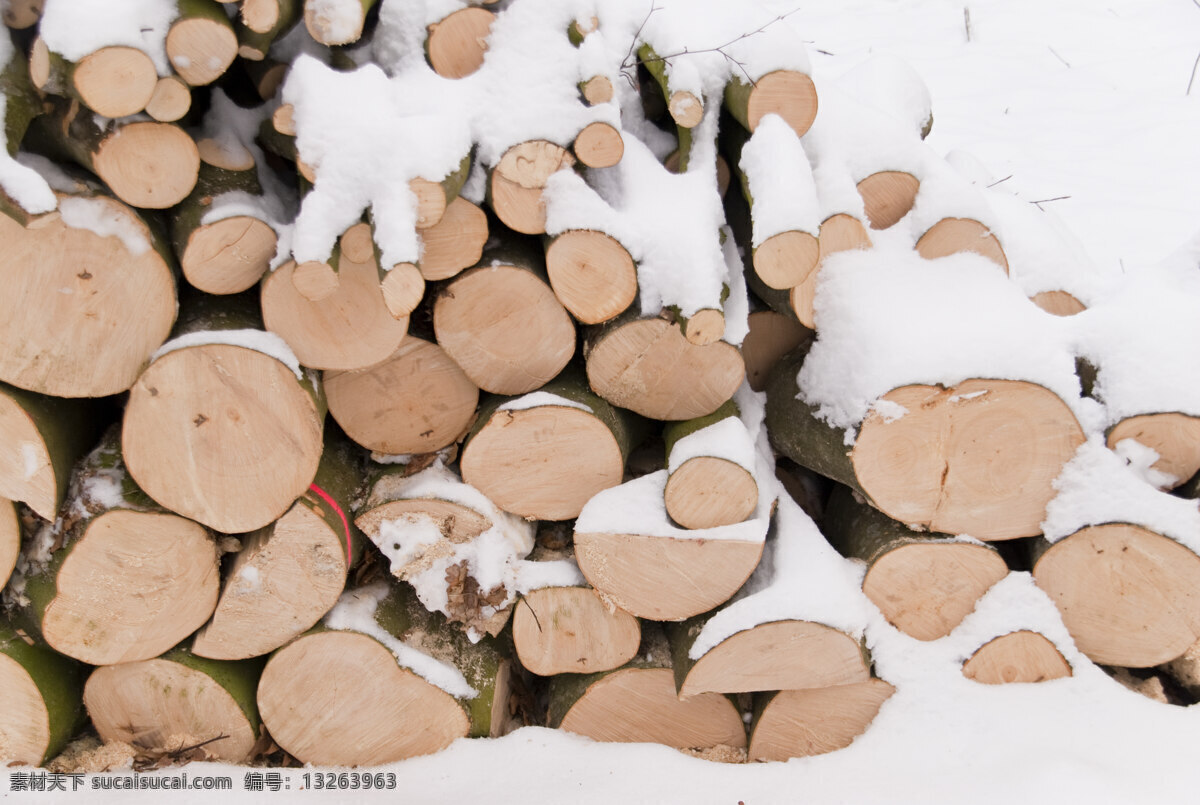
[1,0,1199,771]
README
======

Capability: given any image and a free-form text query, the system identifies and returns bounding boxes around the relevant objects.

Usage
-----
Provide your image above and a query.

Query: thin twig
[987,174,1013,188]
[1048,46,1071,68]
[1188,49,1200,95]
[620,4,661,90]
[963,7,972,42]
[1031,195,1071,210]
[170,734,230,757]
[521,597,543,632]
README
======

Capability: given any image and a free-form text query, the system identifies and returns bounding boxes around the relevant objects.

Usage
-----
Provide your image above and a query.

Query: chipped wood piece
[962,630,1072,684]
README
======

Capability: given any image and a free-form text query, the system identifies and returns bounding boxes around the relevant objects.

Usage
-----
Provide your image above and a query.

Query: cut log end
[42,511,219,665]
[145,76,192,123]
[681,308,725,346]
[426,7,495,79]
[513,587,640,676]
[381,263,426,320]
[1106,413,1200,490]
[304,0,367,46]
[123,344,324,533]
[182,216,277,295]
[745,70,818,136]
[581,75,614,106]
[742,310,807,392]
[916,217,1009,273]
[0,655,53,765]
[0,395,56,519]
[573,121,624,168]
[857,171,920,230]
[74,47,159,119]
[241,0,281,33]
[291,259,341,301]
[559,667,746,750]
[665,456,757,530]
[1030,290,1086,317]
[574,531,763,621]
[1033,523,1200,667]
[196,137,255,172]
[271,103,296,137]
[85,659,256,762]
[962,630,1072,684]
[682,621,870,697]
[669,90,704,129]
[863,541,1009,640]
[545,230,637,325]
[94,122,200,209]
[259,631,469,766]
[749,679,894,761]
[409,177,448,230]
[754,230,819,291]
[166,17,238,86]
[491,141,575,235]
[463,406,623,521]
[419,197,489,281]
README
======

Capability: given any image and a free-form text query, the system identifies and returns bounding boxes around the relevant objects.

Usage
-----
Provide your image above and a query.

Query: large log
[544,229,637,325]
[748,679,894,761]
[724,70,818,137]
[29,37,157,118]
[0,620,84,766]
[512,585,641,676]
[425,7,494,79]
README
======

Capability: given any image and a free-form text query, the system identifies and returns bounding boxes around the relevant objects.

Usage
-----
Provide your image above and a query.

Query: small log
[741,309,808,392]
[380,261,426,319]
[325,336,479,455]
[668,618,870,697]
[426,7,494,79]
[122,292,325,533]
[765,351,1085,540]
[304,0,377,46]
[821,485,1008,641]
[724,70,818,136]
[548,627,746,750]
[512,586,641,676]
[1032,523,1200,667]
[30,96,200,209]
[417,196,488,282]
[572,120,624,168]
[3,0,41,29]
[460,371,644,520]
[0,621,84,766]
[258,582,514,766]
[1030,290,1087,317]
[84,647,263,763]
[574,470,765,621]
[662,401,758,530]
[544,229,637,325]
[0,383,97,520]
[638,45,703,129]
[432,238,575,395]
[166,0,239,85]
[1106,413,1200,491]
[262,223,409,371]
[748,679,894,761]
[29,38,157,118]
[488,140,575,235]
[145,75,192,122]
[192,431,364,660]
[18,429,219,665]
[789,213,872,328]
[579,75,613,106]
[962,630,1072,684]
[857,170,919,230]
[915,217,1009,272]
[585,312,745,421]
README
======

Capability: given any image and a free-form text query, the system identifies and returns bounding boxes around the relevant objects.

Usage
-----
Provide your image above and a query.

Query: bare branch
[986,174,1013,188]
[1031,195,1071,210]
[1188,49,1200,95]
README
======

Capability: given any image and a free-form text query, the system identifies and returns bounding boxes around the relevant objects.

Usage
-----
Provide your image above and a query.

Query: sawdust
[679,744,748,764]
[47,734,136,773]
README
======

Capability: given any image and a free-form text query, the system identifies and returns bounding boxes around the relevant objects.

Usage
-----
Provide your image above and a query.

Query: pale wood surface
[743,70,819,135]
[581,75,613,105]
[916,217,1009,272]
[1106,412,1200,490]
[0,394,56,519]
[545,230,637,324]
[1030,289,1086,317]
[513,587,641,676]
[408,177,447,230]
[0,655,51,765]
[753,229,819,290]
[380,263,426,319]
[259,631,469,766]
[573,121,624,168]
[291,258,340,301]
[182,216,276,295]
[166,17,237,85]
[72,46,158,118]
[0,500,17,587]
[741,310,807,392]
[749,679,894,761]
[962,630,1072,684]
[681,308,725,346]
[664,456,758,530]
[93,121,200,209]
[490,141,574,234]
[857,171,919,230]
[668,90,703,128]
[418,197,489,281]
[145,75,192,122]
[427,7,494,79]
[790,214,871,328]
[304,0,369,45]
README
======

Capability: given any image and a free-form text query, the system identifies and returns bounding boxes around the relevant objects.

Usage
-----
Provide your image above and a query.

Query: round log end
[916,217,1009,273]
[166,17,238,86]
[749,679,894,761]
[418,197,489,281]
[857,171,920,230]
[74,46,158,118]
[545,230,637,325]
[183,216,276,295]
[753,230,819,290]
[1029,290,1087,317]
[259,631,469,766]
[513,587,641,676]
[962,630,1072,684]
[0,395,56,519]
[381,263,426,320]
[94,121,200,209]
[426,7,495,79]
[291,259,341,301]
[665,456,758,530]
[682,308,726,346]
[573,121,624,168]
[581,75,614,106]
[668,90,704,128]
[304,0,367,46]
[409,177,448,230]
[145,75,192,123]
[0,654,53,765]
[746,70,818,136]
[241,0,280,34]
[1106,413,1200,490]
[338,221,374,263]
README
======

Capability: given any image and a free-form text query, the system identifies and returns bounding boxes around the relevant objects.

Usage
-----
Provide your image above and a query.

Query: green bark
[0,620,84,764]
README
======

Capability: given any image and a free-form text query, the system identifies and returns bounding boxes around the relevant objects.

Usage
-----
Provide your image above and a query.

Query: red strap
[309,483,352,570]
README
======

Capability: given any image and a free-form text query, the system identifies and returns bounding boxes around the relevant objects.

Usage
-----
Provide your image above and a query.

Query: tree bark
[0,620,84,766]
[29,37,157,118]
[487,140,575,235]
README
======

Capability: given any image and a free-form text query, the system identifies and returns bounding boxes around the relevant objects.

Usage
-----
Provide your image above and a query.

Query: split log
[0,383,98,520]
[0,190,177,398]
[258,581,515,766]
[30,97,200,209]
[724,70,818,136]
[821,485,1008,641]
[916,217,1009,272]
[574,470,766,621]
[304,0,378,46]
[29,38,157,118]
[122,291,325,533]
[16,429,218,666]
[325,335,479,455]
[192,431,364,660]
[544,229,637,325]
[1106,413,1200,491]
[962,630,1072,684]
[512,586,641,676]
[432,238,575,395]
[857,170,920,230]
[585,311,745,421]
[84,647,263,763]
[667,618,870,697]
[0,621,84,766]
[426,7,495,79]
[488,140,575,235]
[748,679,894,761]
[261,222,409,371]
[741,309,808,392]
[1032,523,1200,667]
[145,75,192,122]
[165,0,238,85]
[416,196,489,282]
[663,402,758,530]
[572,120,624,168]
[354,461,535,637]
[765,350,1085,540]
[548,627,746,750]
[460,371,645,520]
[173,149,278,295]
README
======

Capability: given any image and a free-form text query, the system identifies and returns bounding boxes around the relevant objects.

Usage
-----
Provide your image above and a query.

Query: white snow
[38,0,177,75]
[497,392,593,414]
[666,415,756,476]
[58,196,150,256]
[19,442,39,480]
[0,98,57,216]
[739,114,820,244]
[151,329,304,380]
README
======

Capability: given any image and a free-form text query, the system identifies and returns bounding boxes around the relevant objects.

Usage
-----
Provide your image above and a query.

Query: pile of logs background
[0,0,1199,772]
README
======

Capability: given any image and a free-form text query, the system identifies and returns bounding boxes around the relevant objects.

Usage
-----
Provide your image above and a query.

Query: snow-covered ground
[17,0,1200,801]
